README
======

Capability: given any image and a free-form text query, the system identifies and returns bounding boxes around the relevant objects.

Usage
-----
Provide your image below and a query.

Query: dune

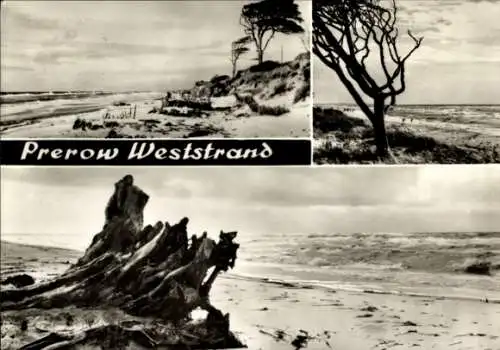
[313,107,500,164]
[1,53,311,139]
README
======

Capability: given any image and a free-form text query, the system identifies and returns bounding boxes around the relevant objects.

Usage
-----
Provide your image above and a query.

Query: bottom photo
[1,166,499,350]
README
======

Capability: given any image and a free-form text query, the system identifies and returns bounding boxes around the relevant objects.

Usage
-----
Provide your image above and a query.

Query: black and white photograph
[1,166,499,349]
[1,0,311,139]
[313,0,500,164]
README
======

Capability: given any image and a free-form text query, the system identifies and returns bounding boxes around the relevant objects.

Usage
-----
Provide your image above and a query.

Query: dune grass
[314,107,500,164]
[234,93,290,116]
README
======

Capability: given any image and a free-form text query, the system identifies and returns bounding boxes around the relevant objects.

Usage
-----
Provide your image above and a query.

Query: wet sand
[2,241,499,350]
[1,96,311,138]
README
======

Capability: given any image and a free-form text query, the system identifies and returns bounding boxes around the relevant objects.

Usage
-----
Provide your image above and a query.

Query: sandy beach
[0,94,310,139]
[313,105,500,164]
[2,240,499,350]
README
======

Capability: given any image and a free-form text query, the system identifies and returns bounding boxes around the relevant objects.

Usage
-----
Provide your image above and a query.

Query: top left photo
[1,0,311,139]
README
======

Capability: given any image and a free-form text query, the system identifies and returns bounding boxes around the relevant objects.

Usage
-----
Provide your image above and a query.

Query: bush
[271,81,289,97]
[73,118,99,131]
[210,75,230,84]
[234,93,289,116]
[249,60,281,73]
[293,81,310,103]
[313,107,500,164]
[302,65,310,81]
[314,107,368,133]
[104,121,120,128]
[112,101,130,107]
[258,105,289,116]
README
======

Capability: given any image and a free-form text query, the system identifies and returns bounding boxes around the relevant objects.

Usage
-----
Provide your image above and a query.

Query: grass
[230,52,310,99]
[234,93,289,116]
[314,107,500,164]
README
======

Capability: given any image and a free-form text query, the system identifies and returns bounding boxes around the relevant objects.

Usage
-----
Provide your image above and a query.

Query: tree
[313,0,423,160]
[230,36,251,78]
[240,0,304,65]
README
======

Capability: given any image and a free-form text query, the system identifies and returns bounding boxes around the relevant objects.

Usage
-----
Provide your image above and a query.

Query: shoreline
[2,240,500,349]
[0,95,311,138]
[2,239,498,304]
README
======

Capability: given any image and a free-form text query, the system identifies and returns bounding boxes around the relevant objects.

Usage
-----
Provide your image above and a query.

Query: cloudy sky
[1,166,499,250]
[1,0,310,92]
[314,0,500,104]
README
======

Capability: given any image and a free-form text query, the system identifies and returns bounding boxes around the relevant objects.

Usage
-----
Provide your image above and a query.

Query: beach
[313,104,500,164]
[0,92,310,139]
[2,232,499,350]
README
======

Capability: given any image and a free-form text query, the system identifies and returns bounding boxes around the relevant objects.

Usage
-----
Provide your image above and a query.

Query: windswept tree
[313,0,423,160]
[230,36,251,78]
[240,0,304,65]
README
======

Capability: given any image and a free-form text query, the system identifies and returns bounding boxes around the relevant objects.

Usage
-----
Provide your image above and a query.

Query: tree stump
[1,175,243,349]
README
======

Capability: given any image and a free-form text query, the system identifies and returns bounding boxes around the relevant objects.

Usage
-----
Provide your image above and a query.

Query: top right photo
[313,0,500,164]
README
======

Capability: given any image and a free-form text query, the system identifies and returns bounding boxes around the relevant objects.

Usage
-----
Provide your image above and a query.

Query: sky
[314,0,500,104]
[2,165,499,250]
[1,0,311,92]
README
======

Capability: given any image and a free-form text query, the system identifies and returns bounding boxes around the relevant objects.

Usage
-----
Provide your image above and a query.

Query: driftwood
[1,175,243,349]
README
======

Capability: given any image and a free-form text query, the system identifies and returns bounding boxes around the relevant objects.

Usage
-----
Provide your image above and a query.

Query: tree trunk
[257,47,264,65]
[232,63,236,79]
[371,99,394,162]
[1,175,244,349]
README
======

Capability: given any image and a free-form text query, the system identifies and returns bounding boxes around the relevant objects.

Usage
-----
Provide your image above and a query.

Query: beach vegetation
[230,36,252,78]
[314,107,500,164]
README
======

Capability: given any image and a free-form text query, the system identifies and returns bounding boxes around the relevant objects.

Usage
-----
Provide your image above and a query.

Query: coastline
[1,95,310,139]
[2,239,499,350]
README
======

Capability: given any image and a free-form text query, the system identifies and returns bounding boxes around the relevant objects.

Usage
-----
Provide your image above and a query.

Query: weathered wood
[2,175,243,349]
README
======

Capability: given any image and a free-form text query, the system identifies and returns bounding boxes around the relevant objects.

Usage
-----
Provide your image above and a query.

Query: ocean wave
[0,91,116,105]
[237,232,500,276]
[224,270,500,303]
[0,91,163,124]
[4,231,499,303]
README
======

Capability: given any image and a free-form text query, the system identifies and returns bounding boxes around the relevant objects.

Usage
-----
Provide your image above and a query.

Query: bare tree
[230,36,251,78]
[313,0,423,160]
[240,0,304,65]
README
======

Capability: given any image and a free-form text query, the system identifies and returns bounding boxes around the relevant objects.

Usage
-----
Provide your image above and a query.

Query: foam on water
[3,231,499,302]
[0,91,163,124]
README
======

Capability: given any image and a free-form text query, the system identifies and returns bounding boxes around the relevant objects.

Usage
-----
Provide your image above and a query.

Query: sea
[315,103,500,129]
[0,91,163,126]
[2,231,499,303]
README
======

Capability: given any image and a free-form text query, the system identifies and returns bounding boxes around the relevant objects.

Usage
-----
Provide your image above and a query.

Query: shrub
[112,101,130,107]
[314,107,368,133]
[302,65,310,81]
[293,81,310,103]
[271,81,289,97]
[104,121,120,128]
[249,60,281,73]
[258,105,289,116]
[210,75,230,84]
[234,92,289,116]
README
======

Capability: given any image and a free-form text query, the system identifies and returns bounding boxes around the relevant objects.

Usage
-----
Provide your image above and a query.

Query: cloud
[1,1,308,91]
[2,166,500,237]
[2,166,499,209]
[0,4,60,31]
[0,65,33,72]
[27,39,226,65]
[314,0,500,103]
